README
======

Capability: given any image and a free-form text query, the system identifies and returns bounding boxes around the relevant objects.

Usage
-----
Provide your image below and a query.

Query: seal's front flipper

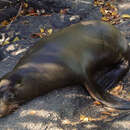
[97,61,129,91]
[85,68,130,110]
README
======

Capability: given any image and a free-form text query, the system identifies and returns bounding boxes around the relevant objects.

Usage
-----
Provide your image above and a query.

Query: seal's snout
[0,100,9,117]
[0,79,18,117]
[0,96,18,118]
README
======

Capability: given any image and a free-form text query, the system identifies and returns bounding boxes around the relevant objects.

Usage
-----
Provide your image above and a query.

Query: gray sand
[0,0,130,129]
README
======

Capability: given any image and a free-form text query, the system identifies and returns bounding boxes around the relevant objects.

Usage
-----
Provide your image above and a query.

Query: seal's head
[0,79,18,117]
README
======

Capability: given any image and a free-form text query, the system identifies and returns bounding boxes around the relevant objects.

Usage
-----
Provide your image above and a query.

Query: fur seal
[0,20,130,117]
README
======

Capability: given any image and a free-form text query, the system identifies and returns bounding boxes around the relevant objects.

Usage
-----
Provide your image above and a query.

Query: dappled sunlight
[19,109,58,118]
[12,48,27,56]
[112,120,130,128]
[64,93,89,99]
[0,0,130,129]
[118,2,130,10]
[0,86,129,130]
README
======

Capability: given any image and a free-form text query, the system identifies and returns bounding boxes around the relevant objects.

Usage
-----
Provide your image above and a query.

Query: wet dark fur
[0,21,130,117]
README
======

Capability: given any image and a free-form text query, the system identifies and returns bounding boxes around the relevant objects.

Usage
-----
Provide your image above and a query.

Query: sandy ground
[0,0,130,129]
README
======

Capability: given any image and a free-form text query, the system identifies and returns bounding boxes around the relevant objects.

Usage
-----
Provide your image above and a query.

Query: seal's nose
[0,101,8,117]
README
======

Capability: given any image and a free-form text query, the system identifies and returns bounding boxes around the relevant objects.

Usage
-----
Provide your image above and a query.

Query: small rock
[69,15,80,23]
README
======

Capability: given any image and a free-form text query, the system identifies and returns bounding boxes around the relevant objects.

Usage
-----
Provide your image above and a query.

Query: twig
[6,1,23,30]
[0,0,12,3]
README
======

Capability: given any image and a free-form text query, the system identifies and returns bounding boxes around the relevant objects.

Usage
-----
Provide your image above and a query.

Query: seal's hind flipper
[97,61,129,91]
[85,65,130,110]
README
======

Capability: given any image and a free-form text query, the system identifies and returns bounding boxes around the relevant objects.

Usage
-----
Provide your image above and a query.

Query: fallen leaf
[121,14,130,19]
[60,9,68,14]
[31,33,41,38]
[80,115,96,122]
[24,3,28,8]
[110,85,123,95]
[98,115,108,120]
[112,11,118,16]
[62,119,71,125]
[100,7,107,15]
[1,20,9,26]
[106,108,119,113]
[101,111,111,115]
[93,101,102,105]
[98,0,120,24]
[101,16,109,21]
[80,115,89,122]
[2,40,10,45]
[13,36,20,42]
[40,28,45,33]
[28,8,37,16]
[94,0,104,6]
[47,28,53,35]
[111,113,119,116]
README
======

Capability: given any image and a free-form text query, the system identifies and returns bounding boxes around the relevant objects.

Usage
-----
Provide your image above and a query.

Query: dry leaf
[80,115,96,122]
[47,28,53,35]
[28,8,37,16]
[2,40,10,45]
[31,32,46,38]
[98,0,120,24]
[13,36,20,42]
[99,115,108,120]
[94,0,104,6]
[24,3,28,8]
[80,115,89,121]
[101,111,111,115]
[106,107,119,113]
[60,9,68,14]
[101,16,109,21]
[110,85,123,95]
[93,101,102,105]
[112,11,118,16]
[100,7,107,15]
[62,119,71,125]
[111,113,119,117]
[110,5,117,11]
[31,33,41,38]
[1,20,9,26]
[121,14,130,19]
[40,28,45,33]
